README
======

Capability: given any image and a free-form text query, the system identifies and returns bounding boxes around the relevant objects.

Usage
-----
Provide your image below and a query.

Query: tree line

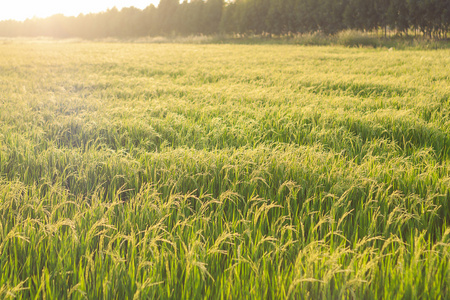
[0,0,448,39]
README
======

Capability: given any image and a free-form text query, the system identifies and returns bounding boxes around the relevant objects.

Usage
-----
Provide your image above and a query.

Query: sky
[0,0,161,21]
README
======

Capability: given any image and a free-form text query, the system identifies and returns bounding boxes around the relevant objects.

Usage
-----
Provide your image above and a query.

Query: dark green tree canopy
[0,0,448,38]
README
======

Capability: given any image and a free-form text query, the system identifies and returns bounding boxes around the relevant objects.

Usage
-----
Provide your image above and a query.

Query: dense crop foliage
[0,42,449,299]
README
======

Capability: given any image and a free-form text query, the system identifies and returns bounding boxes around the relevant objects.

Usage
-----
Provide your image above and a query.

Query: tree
[157,0,180,35]
[316,0,347,34]
[142,5,158,36]
[203,0,224,34]
[266,0,284,34]
[374,0,390,37]
[387,0,409,34]
[220,1,239,33]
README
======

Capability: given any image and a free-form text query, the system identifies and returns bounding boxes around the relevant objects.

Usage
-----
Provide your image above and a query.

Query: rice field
[0,42,449,299]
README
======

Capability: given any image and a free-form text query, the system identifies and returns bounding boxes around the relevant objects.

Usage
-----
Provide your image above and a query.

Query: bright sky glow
[0,1,160,21]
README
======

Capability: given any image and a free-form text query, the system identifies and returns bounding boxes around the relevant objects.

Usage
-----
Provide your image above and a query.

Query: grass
[3,31,449,49]
[0,42,449,299]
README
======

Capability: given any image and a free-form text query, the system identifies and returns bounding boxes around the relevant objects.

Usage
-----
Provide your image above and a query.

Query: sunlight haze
[0,0,160,21]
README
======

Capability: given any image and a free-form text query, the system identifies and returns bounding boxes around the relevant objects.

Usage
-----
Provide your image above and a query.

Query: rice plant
[0,41,449,299]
